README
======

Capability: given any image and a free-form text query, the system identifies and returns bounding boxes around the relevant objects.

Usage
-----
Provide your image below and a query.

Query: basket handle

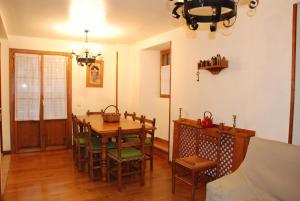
[104,105,119,113]
[204,111,212,119]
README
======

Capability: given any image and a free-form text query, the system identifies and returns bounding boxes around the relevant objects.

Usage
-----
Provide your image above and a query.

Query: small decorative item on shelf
[102,105,121,122]
[219,122,225,130]
[232,115,237,129]
[178,108,182,120]
[197,55,228,76]
[201,111,213,128]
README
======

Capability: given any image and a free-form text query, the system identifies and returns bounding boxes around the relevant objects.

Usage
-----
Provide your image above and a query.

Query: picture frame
[86,60,104,88]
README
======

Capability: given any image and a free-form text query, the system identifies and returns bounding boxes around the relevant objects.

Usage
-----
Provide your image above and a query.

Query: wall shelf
[197,57,228,75]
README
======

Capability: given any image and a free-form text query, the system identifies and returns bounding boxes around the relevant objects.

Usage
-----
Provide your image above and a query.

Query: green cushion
[108,147,143,159]
[79,137,86,145]
[91,134,101,149]
[92,142,101,149]
[124,137,152,146]
[124,136,138,142]
[107,141,116,149]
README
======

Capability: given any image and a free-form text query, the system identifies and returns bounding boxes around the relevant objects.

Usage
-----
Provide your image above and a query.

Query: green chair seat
[92,142,101,149]
[107,141,116,149]
[79,137,87,145]
[124,137,152,146]
[108,147,142,159]
[92,134,101,149]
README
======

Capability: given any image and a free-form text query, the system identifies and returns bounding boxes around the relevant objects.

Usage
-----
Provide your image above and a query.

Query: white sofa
[206,137,300,201]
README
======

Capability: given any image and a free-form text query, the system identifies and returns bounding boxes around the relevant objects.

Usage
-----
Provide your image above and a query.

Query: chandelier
[72,30,102,67]
[170,0,259,32]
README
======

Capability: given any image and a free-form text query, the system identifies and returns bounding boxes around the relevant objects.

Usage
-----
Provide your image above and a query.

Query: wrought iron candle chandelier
[170,0,259,32]
[72,30,102,67]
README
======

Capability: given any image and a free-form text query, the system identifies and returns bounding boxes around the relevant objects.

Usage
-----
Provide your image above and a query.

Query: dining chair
[72,115,87,171]
[124,111,136,120]
[107,126,146,192]
[86,110,102,115]
[82,120,102,180]
[172,126,222,201]
[143,117,156,171]
[124,115,155,171]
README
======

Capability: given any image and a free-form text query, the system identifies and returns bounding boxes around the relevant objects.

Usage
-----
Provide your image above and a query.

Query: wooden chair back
[135,115,145,123]
[82,120,92,150]
[197,126,222,177]
[72,114,82,140]
[115,125,146,159]
[144,117,156,135]
[86,110,102,115]
[124,111,136,120]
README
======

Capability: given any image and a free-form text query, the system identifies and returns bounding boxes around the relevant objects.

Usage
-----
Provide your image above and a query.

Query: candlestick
[233,115,237,128]
[179,108,182,120]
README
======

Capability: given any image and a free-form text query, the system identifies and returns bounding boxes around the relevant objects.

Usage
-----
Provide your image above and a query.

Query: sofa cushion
[207,137,300,201]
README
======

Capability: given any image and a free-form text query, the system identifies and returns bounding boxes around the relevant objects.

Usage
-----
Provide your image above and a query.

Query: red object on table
[201,111,213,128]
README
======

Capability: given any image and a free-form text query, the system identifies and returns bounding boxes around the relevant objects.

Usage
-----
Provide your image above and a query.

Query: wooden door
[10,49,72,153]
[43,55,71,150]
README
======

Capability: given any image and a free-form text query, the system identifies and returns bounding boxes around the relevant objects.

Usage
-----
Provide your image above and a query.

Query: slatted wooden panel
[198,133,219,178]
[219,134,235,177]
[178,125,197,157]
[178,126,235,177]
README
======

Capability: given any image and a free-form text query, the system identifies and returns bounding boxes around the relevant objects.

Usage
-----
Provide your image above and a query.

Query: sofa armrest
[206,171,279,201]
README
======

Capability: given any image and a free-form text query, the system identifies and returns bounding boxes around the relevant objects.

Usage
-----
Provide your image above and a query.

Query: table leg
[101,137,108,182]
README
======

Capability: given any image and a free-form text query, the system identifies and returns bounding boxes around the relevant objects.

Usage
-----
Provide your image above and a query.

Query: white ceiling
[0,0,182,44]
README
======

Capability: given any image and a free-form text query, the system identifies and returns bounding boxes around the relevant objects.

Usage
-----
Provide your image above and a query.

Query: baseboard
[154,137,168,144]
[154,137,169,153]
[153,137,169,161]
[2,150,11,155]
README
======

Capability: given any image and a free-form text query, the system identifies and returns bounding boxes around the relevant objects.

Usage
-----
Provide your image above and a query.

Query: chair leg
[107,157,111,182]
[118,162,122,192]
[78,146,82,171]
[150,146,154,171]
[140,158,145,186]
[172,162,176,194]
[72,142,76,161]
[191,171,196,201]
[89,152,94,180]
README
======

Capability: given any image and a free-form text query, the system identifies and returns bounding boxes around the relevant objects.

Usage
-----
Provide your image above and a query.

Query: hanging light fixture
[72,30,102,67]
[170,0,259,32]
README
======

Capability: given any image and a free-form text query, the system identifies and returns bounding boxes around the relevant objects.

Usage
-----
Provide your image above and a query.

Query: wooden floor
[3,150,206,201]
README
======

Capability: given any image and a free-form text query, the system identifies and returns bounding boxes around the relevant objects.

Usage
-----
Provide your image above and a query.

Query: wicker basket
[102,105,121,122]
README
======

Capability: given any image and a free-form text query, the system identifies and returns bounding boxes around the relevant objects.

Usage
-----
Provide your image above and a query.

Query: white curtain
[15,53,41,121]
[43,55,67,120]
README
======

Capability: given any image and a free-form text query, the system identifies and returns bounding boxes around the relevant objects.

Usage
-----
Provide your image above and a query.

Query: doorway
[9,49,72,153]
[139,41,172,160]
[289,4,300,145]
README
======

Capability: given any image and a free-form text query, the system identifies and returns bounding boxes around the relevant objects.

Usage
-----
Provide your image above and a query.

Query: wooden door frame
[289,4,297,144]
[0,42,2,153]
[160,45,172,161]
[9,48,72,153]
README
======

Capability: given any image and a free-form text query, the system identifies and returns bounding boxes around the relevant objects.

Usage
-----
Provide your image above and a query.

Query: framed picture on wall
[86,60,104,88]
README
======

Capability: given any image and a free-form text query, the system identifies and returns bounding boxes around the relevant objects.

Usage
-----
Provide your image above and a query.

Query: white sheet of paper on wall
[161,65,170,96]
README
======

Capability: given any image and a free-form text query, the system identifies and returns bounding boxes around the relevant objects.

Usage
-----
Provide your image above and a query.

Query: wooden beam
[116,51,119,109]
[289,4,297,144]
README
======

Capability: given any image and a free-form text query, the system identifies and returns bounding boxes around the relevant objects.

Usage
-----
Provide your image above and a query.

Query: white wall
[292,3,300,145]
[0,35,132,151]
[138,50,169,140]
[131,0,294,158]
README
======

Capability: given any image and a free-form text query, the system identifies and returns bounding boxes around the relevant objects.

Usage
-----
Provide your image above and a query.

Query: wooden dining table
[77,114,154,182]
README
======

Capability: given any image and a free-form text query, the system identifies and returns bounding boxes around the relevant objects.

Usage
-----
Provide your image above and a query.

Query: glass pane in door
[15,53,41,121]
[43,55,67,120]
